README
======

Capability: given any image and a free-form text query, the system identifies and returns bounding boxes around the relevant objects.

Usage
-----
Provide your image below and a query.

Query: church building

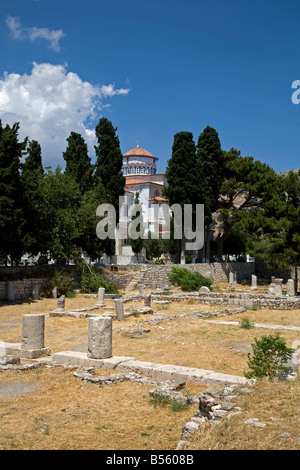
[113,143,168,264]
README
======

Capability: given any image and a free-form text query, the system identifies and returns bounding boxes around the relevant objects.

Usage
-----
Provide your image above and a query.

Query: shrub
[239,317,255,329]
[149,391,193,412]
[43,269,77,297]
[167,267,212,292]
[80,268,118,294]
[244,332,294,381]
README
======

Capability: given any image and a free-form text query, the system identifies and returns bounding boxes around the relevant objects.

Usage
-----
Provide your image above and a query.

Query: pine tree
[216,148,282,260]
[250,170,300,294]
[63,132,93,194]
[0,121,27,264]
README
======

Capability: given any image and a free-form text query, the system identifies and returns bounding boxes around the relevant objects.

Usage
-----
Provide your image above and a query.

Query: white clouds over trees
[0,62,129,167]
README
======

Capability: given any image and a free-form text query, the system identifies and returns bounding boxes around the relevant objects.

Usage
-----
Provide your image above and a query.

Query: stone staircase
[125,265,172,291]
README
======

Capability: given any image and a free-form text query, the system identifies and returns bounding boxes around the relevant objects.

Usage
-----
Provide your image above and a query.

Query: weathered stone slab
[52,351,134,368]
[7,281,15,301]
[286,279,295,296]
[87,316,112,359]
[57,295,65,309]
[96,287,105,306]
[115,299,124,321]
[251,275,257,291]
[22,314,45,350]
[199,286,210,295]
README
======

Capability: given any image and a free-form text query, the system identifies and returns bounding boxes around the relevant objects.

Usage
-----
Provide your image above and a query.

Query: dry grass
[0,368,201,450]
[184,376,300,450]
[1,287,300,450]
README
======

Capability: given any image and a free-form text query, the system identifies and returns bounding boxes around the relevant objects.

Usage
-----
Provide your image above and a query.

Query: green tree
[39,167,81,264]
[93,118,125,258]
[0,121,27,264]
[164,132,199,260]
[21,140,44,256]
[250,170,300,294]
[94,118,125,216]
[216,148,281,260]
[144,231,164,260]
[76,182,107,262]
[63,132,93,194]
[197,126,225,261]
[244,333,294,381]
[197,126,224,224]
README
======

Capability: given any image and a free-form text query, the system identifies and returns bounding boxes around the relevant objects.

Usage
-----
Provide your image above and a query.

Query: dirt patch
[220,341,253,355]
[0,382,40,398]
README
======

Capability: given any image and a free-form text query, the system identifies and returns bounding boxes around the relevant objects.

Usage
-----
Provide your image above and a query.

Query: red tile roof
[124,147,158,159]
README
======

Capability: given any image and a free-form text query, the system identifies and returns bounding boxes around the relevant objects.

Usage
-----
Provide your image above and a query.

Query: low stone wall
[149,291,300,310]
[126,262,256,290]
[104,272,134,289]
[0,278,47,300]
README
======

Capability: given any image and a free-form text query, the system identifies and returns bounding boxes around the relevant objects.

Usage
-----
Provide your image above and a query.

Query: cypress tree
[63,132,93,194]
[94,118,125,217]
[21,139,44,256]
[197,126,224,225]
[0,121,27,264]
[165,131,199,260]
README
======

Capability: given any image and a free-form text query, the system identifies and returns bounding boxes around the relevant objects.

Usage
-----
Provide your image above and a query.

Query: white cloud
[100,84,131,97]
[0,62,130,168]
[6,15,65,52]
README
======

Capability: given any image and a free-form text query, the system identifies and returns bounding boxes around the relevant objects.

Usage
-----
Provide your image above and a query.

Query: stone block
[22,314,45,350]
[96,287,105,306]
[115,299,124,321]
[286,279,295,296]
[87,316,112,359]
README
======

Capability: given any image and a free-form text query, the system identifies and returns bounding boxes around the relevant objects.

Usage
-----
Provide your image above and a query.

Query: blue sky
[0,0,299,174]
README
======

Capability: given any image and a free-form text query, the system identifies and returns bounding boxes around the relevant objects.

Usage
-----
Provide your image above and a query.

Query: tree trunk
[217,235,224,262]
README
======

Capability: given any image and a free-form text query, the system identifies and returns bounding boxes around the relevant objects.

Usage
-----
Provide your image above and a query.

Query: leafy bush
[239,317,255,329]
[80,268,118,294]
[167,267,212,292]
[43,269,77,297]
[244,332,294,381]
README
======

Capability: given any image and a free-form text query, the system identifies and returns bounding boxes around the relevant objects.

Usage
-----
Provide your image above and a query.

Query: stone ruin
[1,314,51,360]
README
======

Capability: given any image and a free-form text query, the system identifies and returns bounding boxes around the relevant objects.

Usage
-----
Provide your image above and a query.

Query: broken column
[20,314,51,358]
[115,299,124,321]
[87,316,112,359]
[52,286,58,298]
[32,284,39,300]
[286,279,295,296]
[275,278,283,297]
[96,287,105,306]
[228,272,234,289]
[57,295,65,310]
[144,295,151,307]
[7,281,15,301]
[251,275,258,291]
[139,285,145,295]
